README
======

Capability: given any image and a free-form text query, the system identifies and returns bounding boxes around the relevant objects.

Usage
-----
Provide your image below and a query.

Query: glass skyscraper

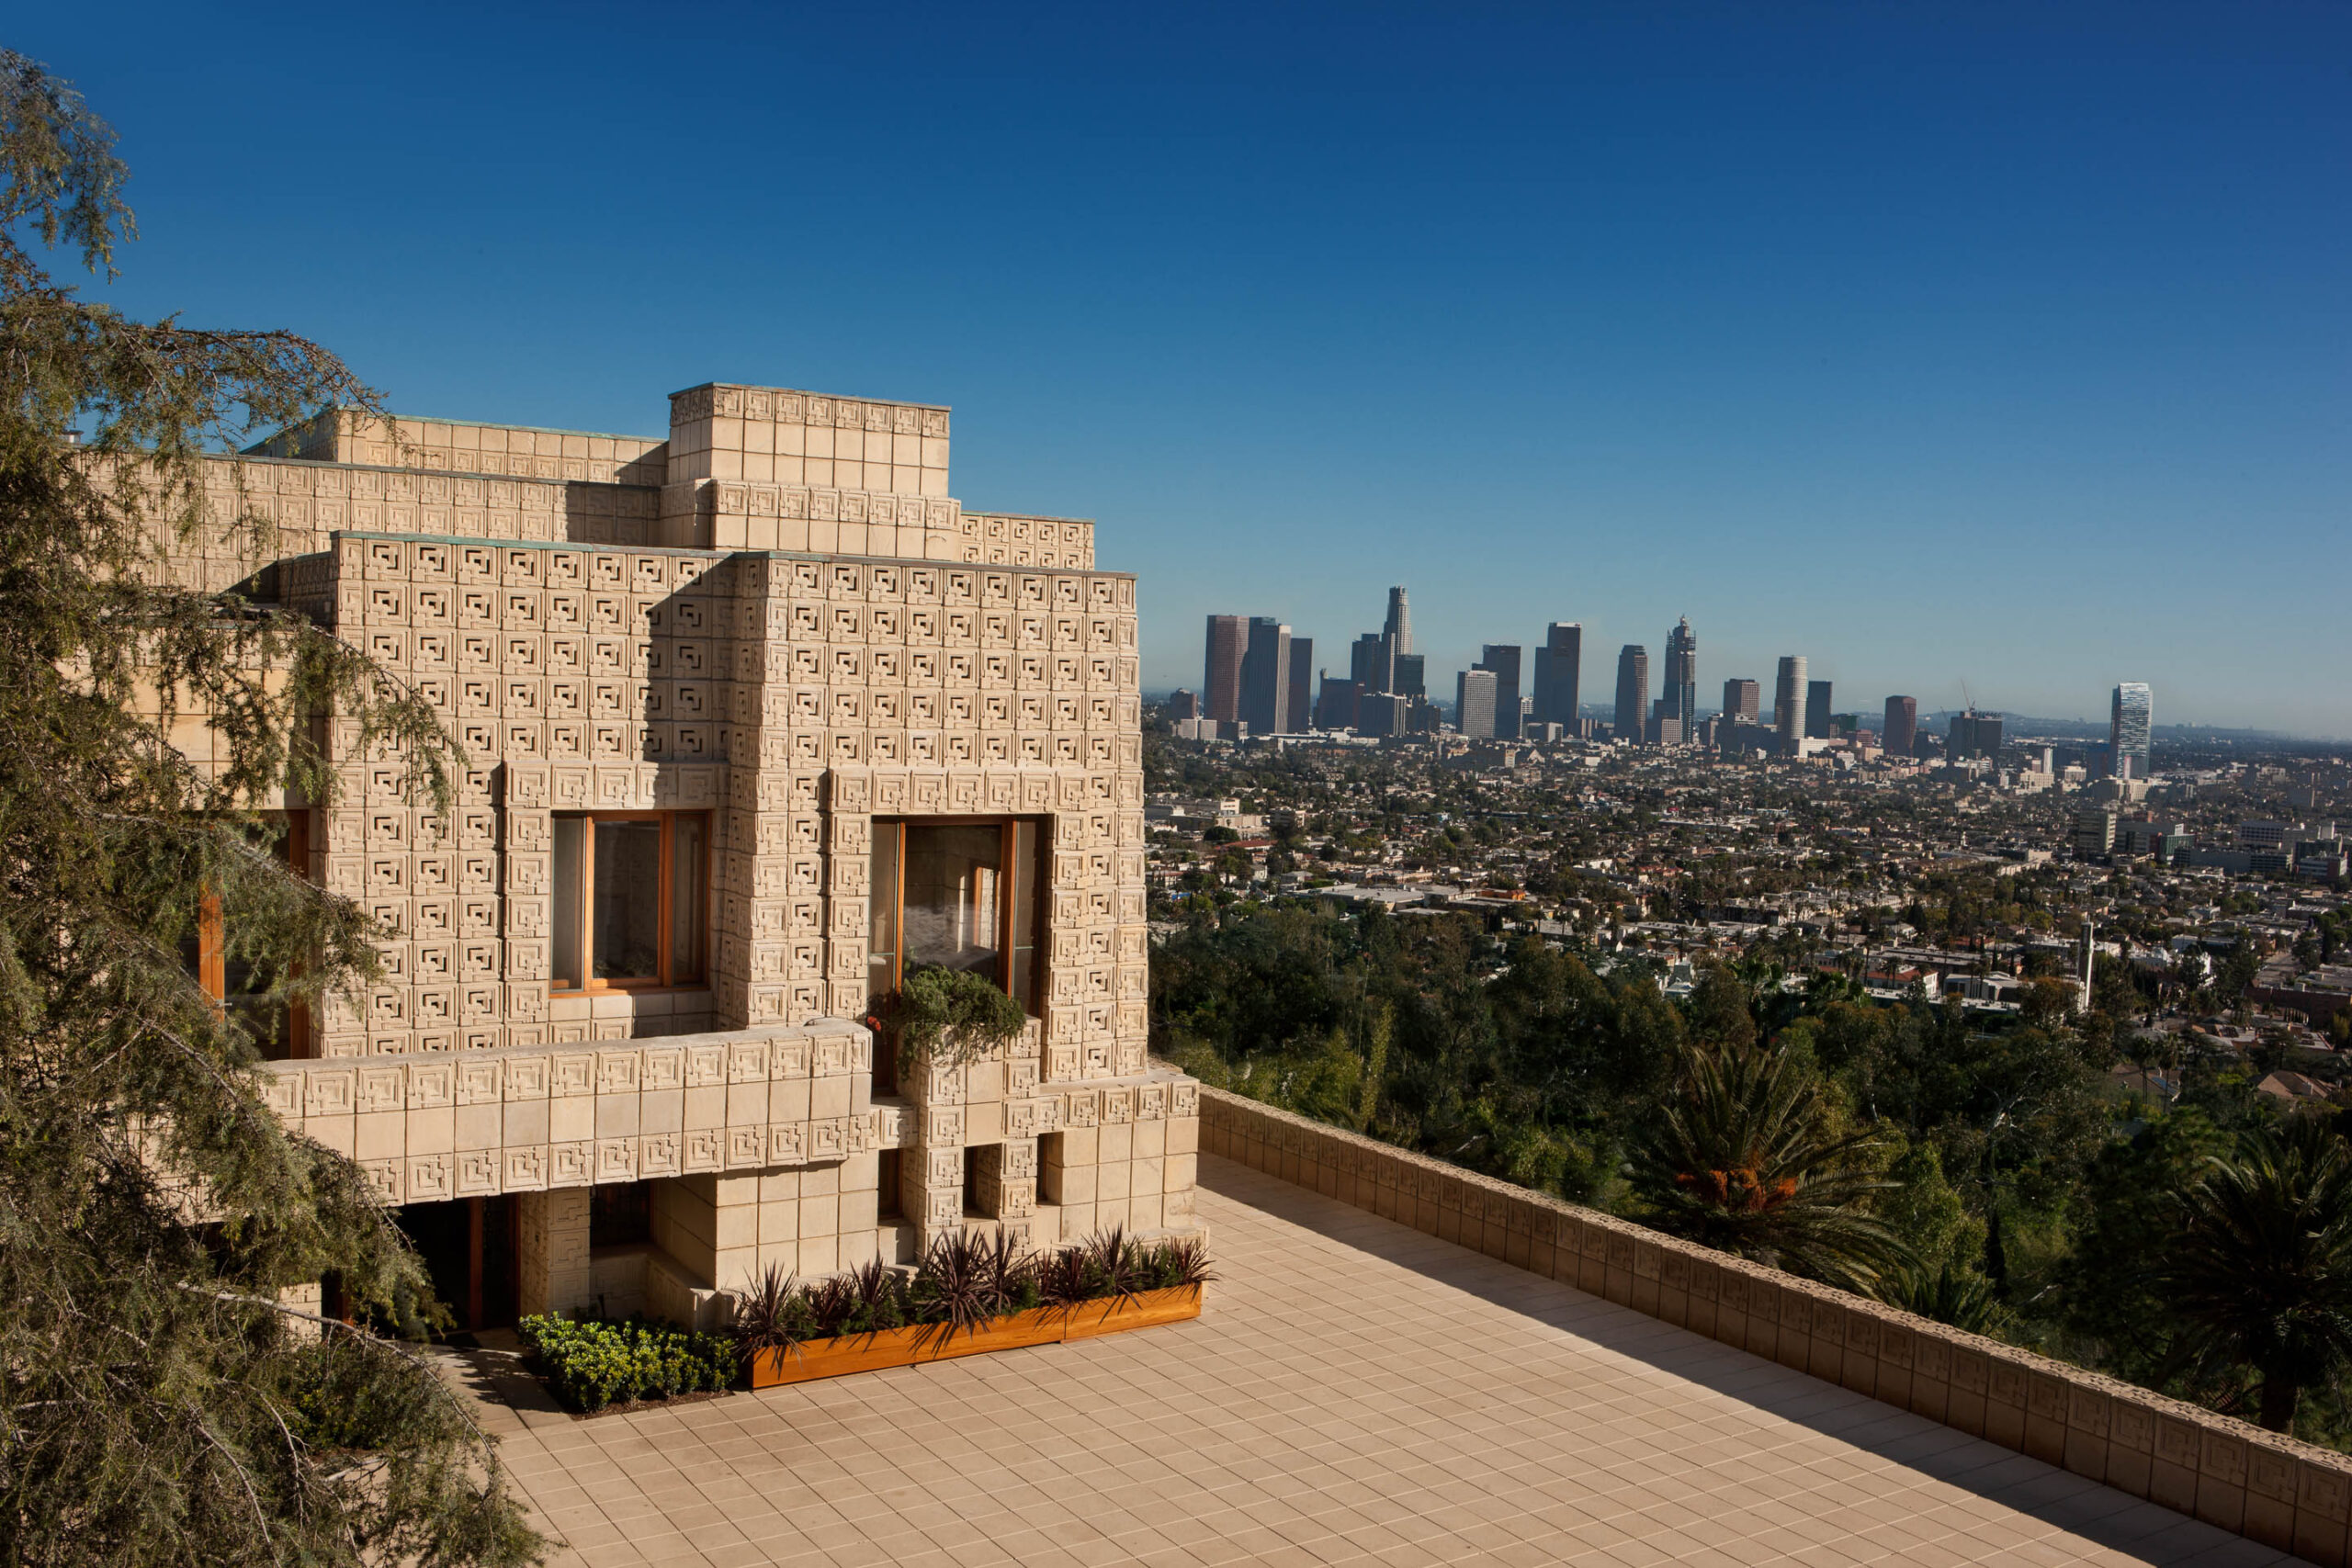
[2110,682,2153,780]
[1663,616,1697,728]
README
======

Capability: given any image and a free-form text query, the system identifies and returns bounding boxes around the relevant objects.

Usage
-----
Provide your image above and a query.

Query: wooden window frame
[550,809,707,995]
[868,815,1048,1015]
[192,811,313,1059]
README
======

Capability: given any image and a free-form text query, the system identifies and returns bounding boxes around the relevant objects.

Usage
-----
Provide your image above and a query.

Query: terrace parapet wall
[1199,1086,2352,1568]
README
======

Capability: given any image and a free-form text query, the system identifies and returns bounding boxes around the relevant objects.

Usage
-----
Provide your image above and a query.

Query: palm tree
[2156,1114,2352,1432]
[1632,1039,1908,1292]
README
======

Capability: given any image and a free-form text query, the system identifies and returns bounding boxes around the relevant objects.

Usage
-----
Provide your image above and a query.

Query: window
[184,812,311,1060]
[866,818,1047,1016]
[551,812,707,991]
[589,1181,652,1249]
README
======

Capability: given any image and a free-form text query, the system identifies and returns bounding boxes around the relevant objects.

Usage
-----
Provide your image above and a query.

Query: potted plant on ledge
[880,961,1030,1079]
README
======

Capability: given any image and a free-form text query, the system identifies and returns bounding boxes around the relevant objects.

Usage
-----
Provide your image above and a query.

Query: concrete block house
[183,380,1195,1328]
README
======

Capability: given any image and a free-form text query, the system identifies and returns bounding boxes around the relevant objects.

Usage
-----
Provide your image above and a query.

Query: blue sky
[22,3,2350,733]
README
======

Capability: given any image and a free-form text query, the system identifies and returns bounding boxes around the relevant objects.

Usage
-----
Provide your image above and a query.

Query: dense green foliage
[1629,1037,1904,1291]
[1155,897,2352,1440]
[514,1317,736,1414]
[0,54,537,1563]
[886,961,1029,1075]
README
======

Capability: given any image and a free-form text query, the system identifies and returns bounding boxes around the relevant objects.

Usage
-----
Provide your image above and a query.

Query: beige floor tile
[468,1156,2304,1568]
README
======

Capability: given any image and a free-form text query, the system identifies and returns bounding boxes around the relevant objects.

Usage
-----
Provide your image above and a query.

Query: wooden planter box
[748,1285,1202,1390]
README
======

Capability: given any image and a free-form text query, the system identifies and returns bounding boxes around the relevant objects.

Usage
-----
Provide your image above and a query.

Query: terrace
[452,1150,2301,1568]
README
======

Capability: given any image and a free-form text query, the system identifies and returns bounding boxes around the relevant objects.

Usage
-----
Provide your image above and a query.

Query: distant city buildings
[1476,644,1522,740]
[1948,708,2004,761]
[1194,593,2133,774]
[1662,617,1698,734]
[1203,615,1245,726]
[1533,623,1581,728]
[1240,617,1292,735]
[1286,638,1313,737]
[2111,682,2154,779]
[1384,585,1411,657]
[1775,656,1808,750]
[1616,645,1650,740]
[1455,669,1499,739]
[1883,695,1917,757]
[1315,674,1362,732]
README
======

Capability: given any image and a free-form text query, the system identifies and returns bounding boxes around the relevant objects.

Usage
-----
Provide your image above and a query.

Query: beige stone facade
[212,380,1193,1328]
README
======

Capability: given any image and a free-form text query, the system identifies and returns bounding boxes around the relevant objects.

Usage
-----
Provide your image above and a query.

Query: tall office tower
[1661,616,1698,726]
[1947,709,2005,761]
[1723,678,1759,723]
[1455,669,1499,739]
[1285,640,1314,734]
[1615,645,1650,740]
[1532,622,1582,726]
[1476,644,1523,739]
[1774,656,1808,749]
[1351,631,1390,693]
[1883,695,1917,757]
[1393,653,1426,699]
[2110,682,2154,780]
[1203,615,1246,724]
[1805,680,1834,739]
[1383,585,1413,656]
[1239,617,1291,735]
[1167,689,1202,722]
[1315,676,1363,731]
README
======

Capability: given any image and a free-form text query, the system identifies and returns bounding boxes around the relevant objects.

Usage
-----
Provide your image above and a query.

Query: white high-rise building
[1455,669,1498,739]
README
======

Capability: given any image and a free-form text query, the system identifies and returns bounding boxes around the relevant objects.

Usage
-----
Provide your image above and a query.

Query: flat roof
[449,1157,2282,1568]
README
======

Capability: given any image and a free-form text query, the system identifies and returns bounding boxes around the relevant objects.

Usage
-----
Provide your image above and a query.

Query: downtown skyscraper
[1615,645,1650,739]
[1883,695,1917,757]
[1476,644,1522,739]
[1775,655,1808,750]
[1662,616,1697,728]
[1532,622,1581,728]
[1240,617,1291,735]
[2110,682,2154,779]
[1202,615,1246,724]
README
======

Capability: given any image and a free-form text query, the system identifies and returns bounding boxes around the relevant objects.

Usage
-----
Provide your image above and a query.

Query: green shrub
[886,963,1028,1074]
[516,1314,739,1413]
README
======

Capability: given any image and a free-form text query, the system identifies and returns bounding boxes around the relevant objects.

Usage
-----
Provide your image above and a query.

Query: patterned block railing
[253,1017,1199,1216]
[1201,1088,2352,1566]
[256,1020,883,1207]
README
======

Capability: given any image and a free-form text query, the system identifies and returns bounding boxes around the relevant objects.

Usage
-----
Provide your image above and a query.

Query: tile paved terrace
[455,1156,2305,1567]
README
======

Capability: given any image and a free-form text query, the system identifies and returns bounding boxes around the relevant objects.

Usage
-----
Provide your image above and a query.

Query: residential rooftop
[447,1156,2296,1568]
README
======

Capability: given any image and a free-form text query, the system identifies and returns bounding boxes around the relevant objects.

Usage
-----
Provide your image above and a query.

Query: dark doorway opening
[397,1195,519,1335]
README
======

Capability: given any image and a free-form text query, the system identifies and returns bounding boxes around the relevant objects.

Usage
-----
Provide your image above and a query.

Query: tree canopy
[0,51,537,1566]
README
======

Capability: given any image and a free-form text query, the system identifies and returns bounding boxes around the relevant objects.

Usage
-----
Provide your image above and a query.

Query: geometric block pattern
[209,376,1198,1300]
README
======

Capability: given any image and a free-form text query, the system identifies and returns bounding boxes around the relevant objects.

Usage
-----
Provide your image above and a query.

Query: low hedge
[516,1314,738,1413]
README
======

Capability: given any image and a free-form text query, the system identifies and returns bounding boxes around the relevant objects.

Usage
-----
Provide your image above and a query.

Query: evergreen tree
[0,53,538,1565]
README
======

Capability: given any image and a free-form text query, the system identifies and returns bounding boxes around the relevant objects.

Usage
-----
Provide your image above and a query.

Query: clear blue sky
[22,3,2350,734]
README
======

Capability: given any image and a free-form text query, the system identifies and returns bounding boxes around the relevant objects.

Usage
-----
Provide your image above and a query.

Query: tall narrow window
[550,812,707,992]
[186,812,311,1059]
[866,818,1048,1013]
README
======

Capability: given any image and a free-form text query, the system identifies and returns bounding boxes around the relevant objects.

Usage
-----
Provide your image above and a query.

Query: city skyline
[26,5,2349,734]
[1195,593,2190,763]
